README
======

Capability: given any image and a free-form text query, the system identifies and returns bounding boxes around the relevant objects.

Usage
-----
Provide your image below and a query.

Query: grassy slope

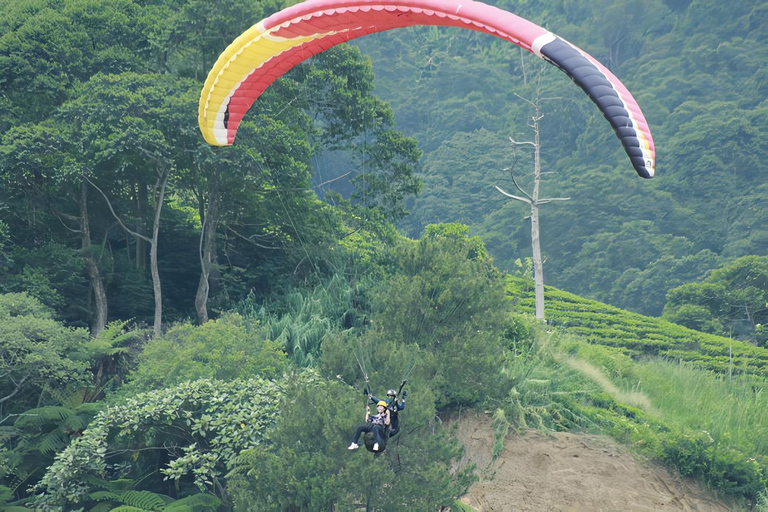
[506,276,768,376]
[504,276,767,504]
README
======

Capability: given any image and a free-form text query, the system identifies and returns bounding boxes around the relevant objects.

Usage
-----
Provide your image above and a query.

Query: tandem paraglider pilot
[348,401,390,452]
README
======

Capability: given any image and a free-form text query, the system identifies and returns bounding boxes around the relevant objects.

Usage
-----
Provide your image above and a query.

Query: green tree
[400,128,511,238]
[0,293,91,419]
[120,313,286,394]
[3,390,103,506]
[56,72,200,334]
[0,119,114,332]
[181,43,421,323]
[0,314,141,505]
[0,0,149,127]
[33,378,281,510]
[663,255,768,346]
[227,370,475,511]
[557,220,698,305]
[373,224,512,407]
[146,0,280,77]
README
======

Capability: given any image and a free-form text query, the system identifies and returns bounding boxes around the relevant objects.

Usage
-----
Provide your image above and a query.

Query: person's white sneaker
[347,443,359,450]
[373,443,379,451]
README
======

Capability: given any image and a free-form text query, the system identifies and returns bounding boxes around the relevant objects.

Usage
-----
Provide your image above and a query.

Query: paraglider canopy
[198,0,655,178]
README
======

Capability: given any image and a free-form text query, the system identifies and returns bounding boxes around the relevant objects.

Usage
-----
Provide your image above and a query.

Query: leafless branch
[0,374,28,405]
[315,171,353,190]
[225,225,281,250]
[84,175,152,243]
[0,412,36,426]
[294,256,308,275]
[508,137,536,148]
[537,197,571,204]
[51,208,81,234]
[494,185,531,205]
[507,170,532,200]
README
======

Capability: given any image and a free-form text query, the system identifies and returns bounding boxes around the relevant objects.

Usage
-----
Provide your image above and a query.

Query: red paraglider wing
[199,0,655,178]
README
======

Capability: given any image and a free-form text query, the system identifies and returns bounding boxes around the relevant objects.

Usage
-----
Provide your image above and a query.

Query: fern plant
[87,487,221,511]
[1,389,103,504]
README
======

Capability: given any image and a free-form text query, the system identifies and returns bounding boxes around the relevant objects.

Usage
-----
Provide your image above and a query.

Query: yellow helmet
[376,401,388,407]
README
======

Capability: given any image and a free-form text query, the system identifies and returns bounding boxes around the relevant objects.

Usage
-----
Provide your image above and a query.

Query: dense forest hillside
[0,0,766,510]
[353,0,768,316]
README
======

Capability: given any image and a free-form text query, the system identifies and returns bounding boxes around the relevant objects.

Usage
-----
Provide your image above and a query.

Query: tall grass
[562,340,766,455]
[634,359,766,456]
[563,340,767,501]
[565,357,653,411]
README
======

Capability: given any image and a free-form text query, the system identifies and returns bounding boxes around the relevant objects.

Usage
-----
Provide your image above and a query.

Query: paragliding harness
[353,344,415,456]
[361,379,406,455]
[361,381,389,454]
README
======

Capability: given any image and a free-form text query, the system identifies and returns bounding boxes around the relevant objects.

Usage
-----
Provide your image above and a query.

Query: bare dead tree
[495,92,570,320]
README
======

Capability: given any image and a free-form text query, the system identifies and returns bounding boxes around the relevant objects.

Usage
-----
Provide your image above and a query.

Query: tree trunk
[531,117,545,321]
[81,179,108,335]
[195,176,220,324]
[150,169,170,336]
[531,203,545,320]
[497,93,568,322]
[136,180,149,269]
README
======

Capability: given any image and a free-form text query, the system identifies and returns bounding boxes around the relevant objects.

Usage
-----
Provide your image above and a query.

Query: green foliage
[663,255,768,347]
[494,276,768,503]
[0,318,140,505]
[400,129,512,238]
[33,378,280,509]
[375,223,505,345]
[0,293,92,416]
[357,0,767,317]
[373,224,512,407]
[758,488,768,512]
[112,490,166,510]
[87,488,221,511]
[560,334,767,503]
[76,320,145,397]
[1,0,767,508]
[0,0,423,332]
[0,240,91,324]
[0,0,149,124]
[350,128,422,221]
[656,429,767,501]
[238,274,363,368]
[120,313,286,394]
[491,409,509,460]
[555,221,721,316]
[163,493,221,511]
[227,369,476,511]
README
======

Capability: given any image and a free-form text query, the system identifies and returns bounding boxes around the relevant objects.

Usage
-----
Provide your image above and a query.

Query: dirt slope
[448,411,732,511]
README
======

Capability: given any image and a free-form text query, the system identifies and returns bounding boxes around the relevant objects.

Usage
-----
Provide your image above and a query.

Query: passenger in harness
[348,401,390,452]
[369,388,406,437]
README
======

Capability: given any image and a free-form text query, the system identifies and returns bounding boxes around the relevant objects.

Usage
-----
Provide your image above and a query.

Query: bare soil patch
[447,411,733,511]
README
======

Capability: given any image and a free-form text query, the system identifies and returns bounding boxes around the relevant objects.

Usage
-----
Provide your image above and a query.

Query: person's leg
[352,424,372,444]
[372,425,387,451]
